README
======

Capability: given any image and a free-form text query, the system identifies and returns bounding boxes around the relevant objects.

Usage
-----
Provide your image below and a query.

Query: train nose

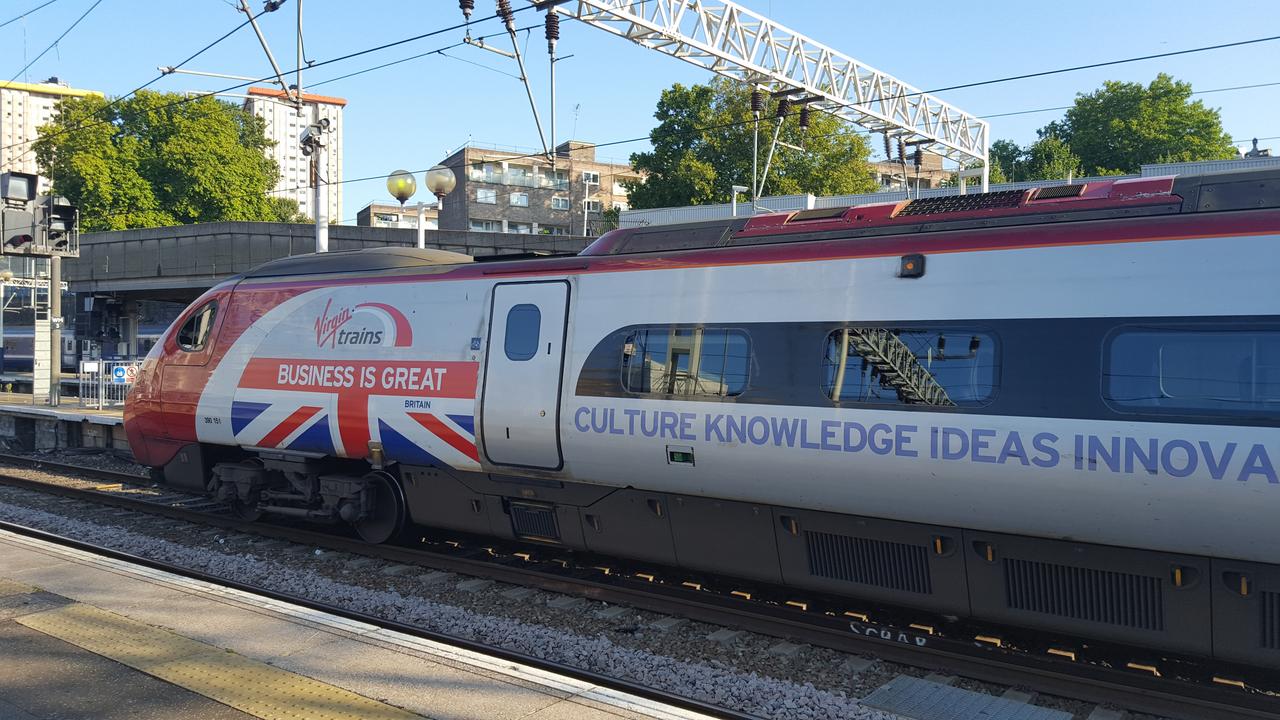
[123,356,166,466]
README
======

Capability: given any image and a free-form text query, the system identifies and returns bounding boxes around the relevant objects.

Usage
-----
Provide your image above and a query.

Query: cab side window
[176,302,217,352]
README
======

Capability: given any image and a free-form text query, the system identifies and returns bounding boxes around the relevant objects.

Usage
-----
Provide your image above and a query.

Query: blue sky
[4,0,1279,219]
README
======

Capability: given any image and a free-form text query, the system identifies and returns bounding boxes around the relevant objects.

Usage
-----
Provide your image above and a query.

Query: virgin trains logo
[314,299,414,348]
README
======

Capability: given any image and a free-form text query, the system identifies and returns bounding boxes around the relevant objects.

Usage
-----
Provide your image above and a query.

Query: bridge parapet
[70,222,592,300]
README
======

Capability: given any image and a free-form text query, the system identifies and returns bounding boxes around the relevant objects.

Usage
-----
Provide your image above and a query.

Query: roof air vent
[1033,184,1086,200]
[895,190,1025,217]
[786,207,849,223]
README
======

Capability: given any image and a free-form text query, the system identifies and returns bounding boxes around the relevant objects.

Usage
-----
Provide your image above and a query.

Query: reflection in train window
[176,301,217,352]
[621,326,749,397]
[822,328,997,406]
[1105,327,1280,415]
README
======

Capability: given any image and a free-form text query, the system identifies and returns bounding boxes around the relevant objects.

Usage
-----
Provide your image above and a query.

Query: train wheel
[353,471,404,544]
[228,493,263,522]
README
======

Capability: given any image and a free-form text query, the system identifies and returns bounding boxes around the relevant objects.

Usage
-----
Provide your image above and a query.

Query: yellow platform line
[18,603,422,720]
[0,578,34,597]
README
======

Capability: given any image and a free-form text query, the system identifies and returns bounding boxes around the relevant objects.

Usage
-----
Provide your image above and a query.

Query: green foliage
[989,139,1021,182]
[1048,73,1235,175]
[625,78,877,209]
[599,205,620,232]
[986,74,1236,183]
[34,91,303,231]
[1022,135,1081,181]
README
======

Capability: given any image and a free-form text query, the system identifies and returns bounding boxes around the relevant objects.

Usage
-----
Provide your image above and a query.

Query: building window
[176,302,218,352]
[544,169,568,190]
[582,170,600,184]
[504,304,541,361]
[373,212,399,227]
[551,196,570,210]
[477,188,497,204]
[539,225,568,235]
[507,165,533,187]
[584,200,602,213]
[621,326,749,397]
[612,182,627,195]
[510,192,529,207]
[470,162,499,182]
[822,328,997,407]
[470,219,501,232]
[508,221,533,234]
[1104,325,1280,417]
[612,201,627,212]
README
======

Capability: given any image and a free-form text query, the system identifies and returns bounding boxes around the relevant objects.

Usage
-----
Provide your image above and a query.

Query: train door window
[621,326,749,397]
[504,304,541,361]
[822,328,997,407]
[176,302,217,352]
[1104,326,1280,416]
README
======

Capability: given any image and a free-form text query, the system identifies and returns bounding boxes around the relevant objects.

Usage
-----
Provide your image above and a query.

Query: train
[125,167,1280,669]
[0,327,163,373]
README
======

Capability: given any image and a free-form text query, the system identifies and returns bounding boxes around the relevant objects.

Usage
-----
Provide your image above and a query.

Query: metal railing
[78,359,141,409]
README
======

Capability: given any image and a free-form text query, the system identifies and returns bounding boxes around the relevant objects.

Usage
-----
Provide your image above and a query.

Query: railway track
[0,453,1276,720]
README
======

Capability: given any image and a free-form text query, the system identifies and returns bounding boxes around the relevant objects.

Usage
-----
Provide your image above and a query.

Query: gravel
[0,483,895,720]
[0,459,1172,720]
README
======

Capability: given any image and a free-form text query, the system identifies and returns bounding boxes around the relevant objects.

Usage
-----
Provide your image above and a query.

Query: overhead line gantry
[541,0,990,191]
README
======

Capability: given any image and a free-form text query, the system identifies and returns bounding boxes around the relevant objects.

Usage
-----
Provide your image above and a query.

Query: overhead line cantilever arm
[239,0,293,100]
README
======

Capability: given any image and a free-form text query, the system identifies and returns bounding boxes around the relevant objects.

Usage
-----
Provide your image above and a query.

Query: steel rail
[0,511,754,720]
[0,456,1276,720]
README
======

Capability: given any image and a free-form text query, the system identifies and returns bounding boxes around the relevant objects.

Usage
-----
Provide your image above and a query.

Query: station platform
[0,395,126,456]
[0,528,709,720]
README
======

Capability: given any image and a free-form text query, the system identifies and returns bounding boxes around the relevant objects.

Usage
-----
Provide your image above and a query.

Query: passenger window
[504,304,541,361]
[822,328,996,406]
[176,302,217,352]
[621,326,749,397]
[1104,326,1280,416]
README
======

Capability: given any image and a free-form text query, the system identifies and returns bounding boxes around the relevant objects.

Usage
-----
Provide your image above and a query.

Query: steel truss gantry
[549,0,989,187]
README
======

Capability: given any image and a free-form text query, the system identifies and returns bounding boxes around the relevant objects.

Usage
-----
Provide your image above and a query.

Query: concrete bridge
[68,221,594,302]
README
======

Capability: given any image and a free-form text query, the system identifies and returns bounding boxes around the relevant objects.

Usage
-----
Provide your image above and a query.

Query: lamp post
[0,269,10,373]
[730,185,748,217]
[424,165,456,242]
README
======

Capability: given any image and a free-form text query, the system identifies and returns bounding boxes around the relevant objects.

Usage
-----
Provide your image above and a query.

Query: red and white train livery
[125,168,1280,668]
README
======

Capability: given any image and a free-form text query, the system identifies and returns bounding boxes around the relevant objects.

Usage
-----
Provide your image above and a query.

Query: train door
[480,280,569,470]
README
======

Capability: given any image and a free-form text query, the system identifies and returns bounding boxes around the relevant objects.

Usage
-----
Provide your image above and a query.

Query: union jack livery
[126,170,1280,671]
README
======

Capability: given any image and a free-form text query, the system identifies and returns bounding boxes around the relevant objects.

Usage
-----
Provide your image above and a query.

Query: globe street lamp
[386,169,428,249]
[425,165,456,243]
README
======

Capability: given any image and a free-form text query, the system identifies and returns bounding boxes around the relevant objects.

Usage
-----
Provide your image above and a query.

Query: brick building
[355,201,438,229]
[436,141,641,236]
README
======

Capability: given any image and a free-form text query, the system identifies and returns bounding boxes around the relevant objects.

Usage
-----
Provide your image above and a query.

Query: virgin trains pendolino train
[125,168,1280,668]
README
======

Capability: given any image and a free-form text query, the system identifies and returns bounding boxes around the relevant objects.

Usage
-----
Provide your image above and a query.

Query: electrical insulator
[459,0,474,19]
[751,88,764,116]
[799,105,811,131]
[898,137,906,162]
[545,10,560,54]
[913,147,923,168]
[775,97,791,119]
[496,0,514,30]
[883,133,891,159]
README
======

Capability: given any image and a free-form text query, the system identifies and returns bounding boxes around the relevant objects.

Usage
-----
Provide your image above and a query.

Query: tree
[625,78,877,208]
[1050,73,1236,175]
[34,91,304,231]
[988,139,1022,182]
[1022,135,1081,181]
